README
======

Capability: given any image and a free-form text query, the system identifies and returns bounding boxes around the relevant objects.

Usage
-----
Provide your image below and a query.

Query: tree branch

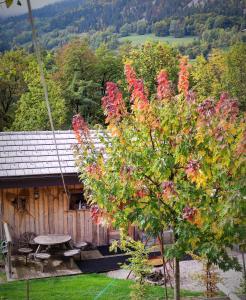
[149,129,155,150]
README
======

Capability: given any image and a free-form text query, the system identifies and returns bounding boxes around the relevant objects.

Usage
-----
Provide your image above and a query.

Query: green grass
[0,273,202,300]
[0,272,6,284]
[119,34,197,46]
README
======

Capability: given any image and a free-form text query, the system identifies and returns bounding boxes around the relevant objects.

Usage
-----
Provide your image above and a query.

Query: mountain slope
[0,0,245,51]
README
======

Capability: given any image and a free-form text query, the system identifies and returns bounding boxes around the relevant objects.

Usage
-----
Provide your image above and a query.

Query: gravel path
[107,250,244,294]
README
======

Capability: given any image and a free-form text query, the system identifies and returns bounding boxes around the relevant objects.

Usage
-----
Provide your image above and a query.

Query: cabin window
[69,191,88,210]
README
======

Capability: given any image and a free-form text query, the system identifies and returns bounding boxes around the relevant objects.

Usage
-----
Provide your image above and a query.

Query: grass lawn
[0,272,6,284]
[0,273,203,300]
[119,34,197,46]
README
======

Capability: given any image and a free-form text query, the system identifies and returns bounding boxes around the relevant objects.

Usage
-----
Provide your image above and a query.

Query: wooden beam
[0,174,80,189]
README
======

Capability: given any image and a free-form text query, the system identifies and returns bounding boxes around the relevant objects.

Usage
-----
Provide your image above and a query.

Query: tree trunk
[174,257,180,300]
[159,233,168,300]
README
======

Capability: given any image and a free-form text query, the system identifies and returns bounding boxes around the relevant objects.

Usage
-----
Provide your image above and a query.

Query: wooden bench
[35,253,51,272]
[74,242,87,260]
[74,241,87,250]
[18,247,33,265]
[64,249,80,268]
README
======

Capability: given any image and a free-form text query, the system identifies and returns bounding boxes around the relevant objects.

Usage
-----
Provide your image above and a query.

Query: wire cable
[26,0,70,202]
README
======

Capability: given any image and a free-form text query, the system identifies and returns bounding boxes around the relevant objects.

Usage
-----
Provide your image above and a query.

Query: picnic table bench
[34,234,72,254]
[64,249,80,268]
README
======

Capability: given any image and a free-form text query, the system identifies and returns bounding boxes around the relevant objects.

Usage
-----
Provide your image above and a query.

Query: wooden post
[4,222,12,279]
[26,279,30,300]
[0,190,3,241]
[7,242,12,278]
[159,233,168,300]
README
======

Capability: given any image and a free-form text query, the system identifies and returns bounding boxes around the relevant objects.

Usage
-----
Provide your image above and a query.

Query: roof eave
[0,173,81,189]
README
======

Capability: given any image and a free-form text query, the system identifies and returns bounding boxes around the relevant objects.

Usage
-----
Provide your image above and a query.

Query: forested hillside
[1,39,245,131]
[0,0,245,132]
[0,0,245,55]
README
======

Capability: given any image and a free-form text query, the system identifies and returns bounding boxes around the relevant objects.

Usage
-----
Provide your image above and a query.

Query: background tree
[136,19,147,35]
[54,38,100,125]
[120,23,132,37]
[124,41,179,95]
[191,45,246,111]
[0,49,30,130]
[190,49,226,101]
[225,43,246,111]
[169,20,185,38]
[89,27,119,50]
[73,60,245,300]
[11,60,66,130]
[153,20,170,37]
[95,43,123,97]
[64,73,102,125]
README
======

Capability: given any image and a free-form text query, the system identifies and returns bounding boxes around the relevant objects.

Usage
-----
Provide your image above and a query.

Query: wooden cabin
[0,130,112,246]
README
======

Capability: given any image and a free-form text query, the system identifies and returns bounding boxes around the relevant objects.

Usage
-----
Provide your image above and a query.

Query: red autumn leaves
[157,70,172,100]
[197,92,240,143]
[178,56,189,97]
[90,205,103,225]
[185,160,200,181]
[72,56,244,228]
[86,163,102,180]
[72,114,89,143]
[101,58,190,124]
[125,64,149,110]
[72,56,191,134]
[197,93,239,125]
[102,82,126,123]
[161,181,177,199]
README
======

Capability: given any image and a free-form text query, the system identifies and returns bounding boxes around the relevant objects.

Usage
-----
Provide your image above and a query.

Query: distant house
[0,130,111,245]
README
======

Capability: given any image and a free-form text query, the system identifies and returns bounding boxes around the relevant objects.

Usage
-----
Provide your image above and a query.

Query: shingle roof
[0,130,100,178]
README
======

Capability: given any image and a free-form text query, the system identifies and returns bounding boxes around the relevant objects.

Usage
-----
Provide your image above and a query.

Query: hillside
[0,0,245,52]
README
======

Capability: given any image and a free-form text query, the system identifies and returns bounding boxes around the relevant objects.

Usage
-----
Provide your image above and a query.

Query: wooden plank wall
[0,184,108,245]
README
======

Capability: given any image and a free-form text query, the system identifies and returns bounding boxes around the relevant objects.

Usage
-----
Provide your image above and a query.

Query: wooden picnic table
[34,234,72,254]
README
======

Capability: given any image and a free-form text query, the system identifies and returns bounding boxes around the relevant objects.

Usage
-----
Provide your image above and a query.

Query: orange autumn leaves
[72,56,244,232]
[182,205,203,227]
[178,56,189,97]
[125,64,149,111]
[72,113,90,143]
[101,58,190,127]
[72,56,191,146]
[157,69,172,100]
[102,82,127,124]
[71,57,199,228]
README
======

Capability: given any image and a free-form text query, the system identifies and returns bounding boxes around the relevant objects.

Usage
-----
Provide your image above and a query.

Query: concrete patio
[7,249,105,281]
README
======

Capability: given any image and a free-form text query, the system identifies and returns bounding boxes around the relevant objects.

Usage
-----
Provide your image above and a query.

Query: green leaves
[11,60,67,130]
[4,0,21,7]
[5,0,13,8]
[74,59,244,275]
[0,49,30,130]
[124,41,179,96]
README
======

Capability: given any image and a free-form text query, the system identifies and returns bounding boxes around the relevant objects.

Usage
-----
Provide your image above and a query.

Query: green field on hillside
[119,34,197,46]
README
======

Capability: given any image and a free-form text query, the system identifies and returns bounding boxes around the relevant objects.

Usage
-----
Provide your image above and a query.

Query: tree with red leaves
[73,58,245,300]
